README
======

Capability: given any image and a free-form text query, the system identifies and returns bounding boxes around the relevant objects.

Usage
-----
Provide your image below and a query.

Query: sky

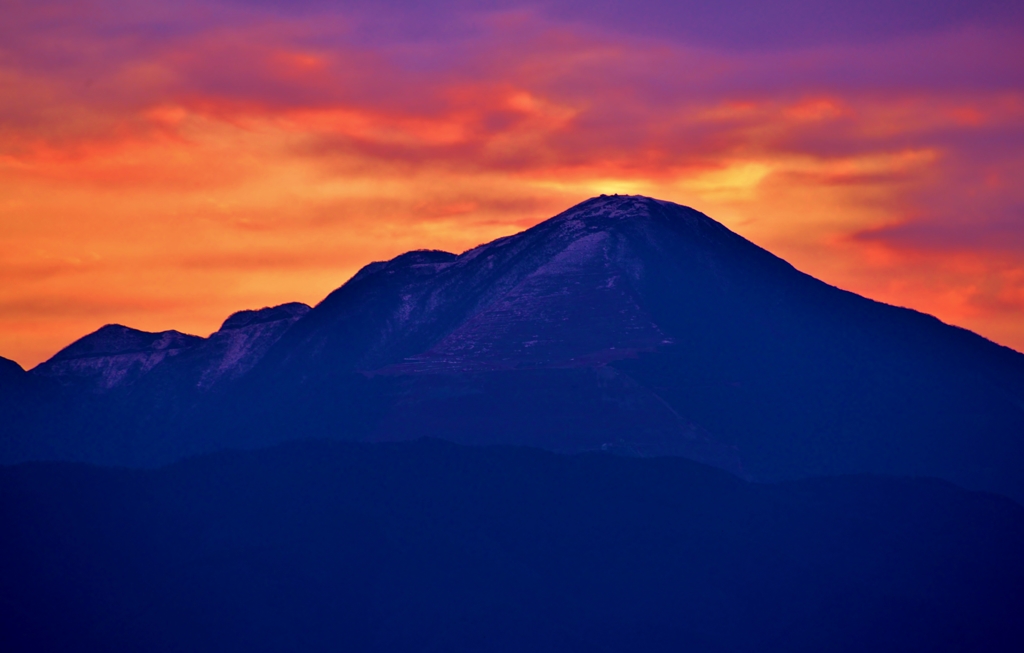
[2,0,1023,368]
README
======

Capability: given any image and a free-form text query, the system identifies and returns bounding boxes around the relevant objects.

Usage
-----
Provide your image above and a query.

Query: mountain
[32,325,204,392]
[3,195,1024,502]
[2,439,1023,653]
[169,302,311,391]
[0,303,309,464]
[30,303,310,393]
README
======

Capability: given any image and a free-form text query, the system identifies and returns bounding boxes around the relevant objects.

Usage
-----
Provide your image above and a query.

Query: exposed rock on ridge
[29,303,311,393]
[33,326,202,391]
[197,303,311,389]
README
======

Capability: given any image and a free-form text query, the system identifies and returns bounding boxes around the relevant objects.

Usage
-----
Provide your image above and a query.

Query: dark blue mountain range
[3,195,1024,503]
[3,439,1023,652]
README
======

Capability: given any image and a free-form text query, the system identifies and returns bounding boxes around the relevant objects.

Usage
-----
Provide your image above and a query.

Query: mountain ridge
[4,195,1024,503]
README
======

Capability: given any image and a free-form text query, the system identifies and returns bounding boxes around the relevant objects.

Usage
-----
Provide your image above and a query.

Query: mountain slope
[226,195,1024,499]
[3,195,1024,501]
[25,302,310,396]
[32,325,202,392]
[2,439,1023,653]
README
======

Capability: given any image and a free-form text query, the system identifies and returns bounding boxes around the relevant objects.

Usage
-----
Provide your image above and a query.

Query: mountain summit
[3,196,1024,502]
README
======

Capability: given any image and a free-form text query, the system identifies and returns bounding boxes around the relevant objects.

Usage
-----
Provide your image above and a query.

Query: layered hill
[2,439,1023,652]
[4,195,1024,501]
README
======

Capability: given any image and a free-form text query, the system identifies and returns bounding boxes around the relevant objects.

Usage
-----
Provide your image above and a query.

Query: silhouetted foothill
[2,440,1023,653]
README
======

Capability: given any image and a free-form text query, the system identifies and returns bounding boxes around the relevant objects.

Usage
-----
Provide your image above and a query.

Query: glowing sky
[2,0,1024,367]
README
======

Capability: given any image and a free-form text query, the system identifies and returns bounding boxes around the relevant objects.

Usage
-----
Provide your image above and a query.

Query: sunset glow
[3,0,1024,366]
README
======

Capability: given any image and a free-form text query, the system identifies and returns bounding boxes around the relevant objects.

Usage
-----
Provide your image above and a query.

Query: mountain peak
[545,195,654,227]
[11,195,1024,506]
[589,192,660,209]
[563,194,675,220]
[539,195,721,244]
[46,325,201,363]
[31,325,203,390]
